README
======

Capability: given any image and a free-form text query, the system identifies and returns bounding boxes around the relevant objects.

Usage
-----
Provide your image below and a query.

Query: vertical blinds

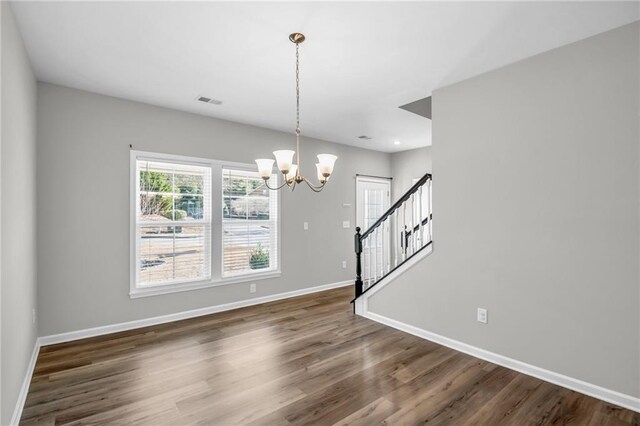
[222,168,278,277]
[136,159,212,287]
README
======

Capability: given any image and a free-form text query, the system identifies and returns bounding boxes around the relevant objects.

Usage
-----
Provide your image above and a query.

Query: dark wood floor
[21,287,639,425]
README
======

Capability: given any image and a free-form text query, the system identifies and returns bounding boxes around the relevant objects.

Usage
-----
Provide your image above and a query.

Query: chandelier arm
[302,176,326,192]
[264,179,289,191]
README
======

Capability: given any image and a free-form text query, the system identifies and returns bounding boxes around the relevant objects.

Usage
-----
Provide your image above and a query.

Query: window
[222,169,278,277]
[134,158,212,288]
[131,151,280,297]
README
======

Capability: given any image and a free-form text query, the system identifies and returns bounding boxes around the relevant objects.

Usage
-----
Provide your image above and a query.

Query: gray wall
[390,146,432,202]
[369,22,640,397]
[36,83,391,336]
[1,3,38,424]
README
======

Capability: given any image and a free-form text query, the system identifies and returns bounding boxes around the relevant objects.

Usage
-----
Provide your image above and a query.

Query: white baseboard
[10,340,40,426]
[39,279,353,347]
[362,310,640,413]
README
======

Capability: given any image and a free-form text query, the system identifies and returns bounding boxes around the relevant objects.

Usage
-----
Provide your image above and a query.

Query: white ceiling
[10,1,639,152]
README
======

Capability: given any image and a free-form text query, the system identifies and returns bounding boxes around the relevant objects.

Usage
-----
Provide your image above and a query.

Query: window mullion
[172,169,176,280]
[210,163,223,281]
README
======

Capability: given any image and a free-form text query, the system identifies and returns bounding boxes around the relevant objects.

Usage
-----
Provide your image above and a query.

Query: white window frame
[130,151,281,298]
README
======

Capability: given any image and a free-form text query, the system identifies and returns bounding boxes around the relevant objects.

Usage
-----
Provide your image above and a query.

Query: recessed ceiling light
[394,140,401,145]
[196,95,222,105]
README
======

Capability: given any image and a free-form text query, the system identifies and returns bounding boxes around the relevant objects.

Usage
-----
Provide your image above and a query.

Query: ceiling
[10,1,639,153]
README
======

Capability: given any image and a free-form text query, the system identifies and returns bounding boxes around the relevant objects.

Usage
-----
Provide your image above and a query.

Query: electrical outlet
[32,308,36,325]
[342,260,347,269]
[342,221,350,229]
[477,308,488,324]
[250,283,257,293]
[303,222,309,231]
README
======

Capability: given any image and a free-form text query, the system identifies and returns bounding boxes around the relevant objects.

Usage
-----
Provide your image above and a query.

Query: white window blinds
[135,159,212,287]
[222,168,278,277]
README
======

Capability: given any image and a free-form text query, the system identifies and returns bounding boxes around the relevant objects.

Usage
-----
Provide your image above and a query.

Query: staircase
[353,172,433,302]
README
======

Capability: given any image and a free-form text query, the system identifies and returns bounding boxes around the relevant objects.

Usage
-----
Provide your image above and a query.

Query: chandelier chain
[296,42,300,133]
[295,41,301,176]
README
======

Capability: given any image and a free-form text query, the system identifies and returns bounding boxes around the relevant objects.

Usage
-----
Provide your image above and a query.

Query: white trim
[361,310,640,414]
[133,150,253,170]
[129,270,282,298]
[10,340,40,426]
[40,280,353,347]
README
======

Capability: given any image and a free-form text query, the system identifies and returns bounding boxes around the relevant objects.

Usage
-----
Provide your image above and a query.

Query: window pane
[139,194,173,220]
[175,195,204,220]
[229,196,248,219]
[247,179,269,220]
[229,175,247,197]
[223,197,232,219]
[140,170,173,194]
[247,196,270,220]
[138,160,210,222]
[223,223,272,274]
[138,224,209,286]
[174,172,204,195]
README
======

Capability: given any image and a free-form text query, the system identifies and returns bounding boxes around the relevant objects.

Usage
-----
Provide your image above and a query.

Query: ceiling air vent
[196,96,222,105]
[358,135,372,140]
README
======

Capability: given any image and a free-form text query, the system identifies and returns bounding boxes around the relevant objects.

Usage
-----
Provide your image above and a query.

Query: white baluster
[394,209,399,267]
[385,220,389,274]
[366,236,371,289]
[402,200,407,261]
[376,226,381,280]
[372,228,377,284]
[410,193,416,255]
[377,225,381,278]
[383,220,389,274]
[427,178,432,242]
[418,186,423,249]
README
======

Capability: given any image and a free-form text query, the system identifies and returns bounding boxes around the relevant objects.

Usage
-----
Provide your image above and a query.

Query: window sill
[129,270,282,299]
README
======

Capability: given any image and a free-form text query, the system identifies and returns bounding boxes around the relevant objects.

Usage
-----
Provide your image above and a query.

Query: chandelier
[255,33,337,192]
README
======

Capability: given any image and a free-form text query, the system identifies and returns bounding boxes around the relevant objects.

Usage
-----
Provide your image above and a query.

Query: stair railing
[354,172,432,299]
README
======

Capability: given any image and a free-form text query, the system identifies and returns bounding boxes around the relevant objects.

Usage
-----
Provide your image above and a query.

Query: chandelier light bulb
[317,154,337,176]
[273,150,295,174]
[286,164,298,182]
[255,159,275,179]
[316,163,326,183]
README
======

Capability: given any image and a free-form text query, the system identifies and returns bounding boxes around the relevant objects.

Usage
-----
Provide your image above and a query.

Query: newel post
[354,227,363,298]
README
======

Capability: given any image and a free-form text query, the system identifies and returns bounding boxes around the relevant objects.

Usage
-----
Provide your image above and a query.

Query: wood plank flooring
[21,287,639,425]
